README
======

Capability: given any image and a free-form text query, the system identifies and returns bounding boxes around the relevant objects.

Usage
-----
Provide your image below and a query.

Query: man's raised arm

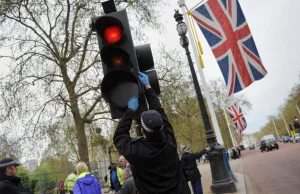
[113,96,139,158]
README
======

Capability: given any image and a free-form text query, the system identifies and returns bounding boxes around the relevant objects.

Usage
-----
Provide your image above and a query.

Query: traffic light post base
[206,144,236,194]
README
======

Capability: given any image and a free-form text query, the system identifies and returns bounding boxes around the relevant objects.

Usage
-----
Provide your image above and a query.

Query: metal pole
[223,108,236,147]
[281,113,291,136]
[272,120,280,139]
[174,10,236,194]
[178,0,224,145]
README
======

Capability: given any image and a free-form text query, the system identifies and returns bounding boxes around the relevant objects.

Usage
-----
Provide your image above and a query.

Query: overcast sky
[147,0,300,134]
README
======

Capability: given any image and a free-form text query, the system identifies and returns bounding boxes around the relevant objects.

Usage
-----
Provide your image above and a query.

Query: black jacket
[113,88,190,194]
[181,149,206,181]
[0,175,33,194]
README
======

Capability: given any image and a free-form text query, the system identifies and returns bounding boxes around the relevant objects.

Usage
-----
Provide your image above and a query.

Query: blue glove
[128,96,139,111]
[138,72,149,86]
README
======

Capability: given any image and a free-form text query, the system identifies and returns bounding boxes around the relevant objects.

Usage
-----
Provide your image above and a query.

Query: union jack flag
[236,126,243,140]
[226,103,247,136]
[192,0,267,95]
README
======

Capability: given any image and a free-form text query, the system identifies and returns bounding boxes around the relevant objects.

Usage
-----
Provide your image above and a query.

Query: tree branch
[73,29,93,85]
[83,95,103,120]
[63,0,71,58]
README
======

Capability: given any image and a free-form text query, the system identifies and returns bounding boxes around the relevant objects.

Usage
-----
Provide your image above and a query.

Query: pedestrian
[107,162,124,192]
[104,166,111,183]
[113,72,190,194]
[64,171,77,194]
[181,146,209,194]
[0,157,34,194]
[58,181,65,194]
[202,154,207,164]
[232,147,238,159]
[226,148,229,159]
[116,168,136,194]
[178,154,190,184]
[236,147,241,157]
[73,162,101,194]
[119,156,130,169]
[228,149,233,160]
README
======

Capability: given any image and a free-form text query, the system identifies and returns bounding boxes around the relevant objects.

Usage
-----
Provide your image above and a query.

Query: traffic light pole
[174,11,236,193]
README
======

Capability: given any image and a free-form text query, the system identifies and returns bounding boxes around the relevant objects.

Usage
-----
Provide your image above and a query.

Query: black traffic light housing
[92,9,148,119]
[91,6,161,119]
[135,44,160,96]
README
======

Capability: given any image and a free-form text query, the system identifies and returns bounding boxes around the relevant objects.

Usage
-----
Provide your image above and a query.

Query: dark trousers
[191,179,203,194]
[114,185,122,192]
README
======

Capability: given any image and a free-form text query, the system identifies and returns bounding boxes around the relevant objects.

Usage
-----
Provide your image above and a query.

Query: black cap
[141,110,163,132]
[182,146,190,151]
[0,158,21,168]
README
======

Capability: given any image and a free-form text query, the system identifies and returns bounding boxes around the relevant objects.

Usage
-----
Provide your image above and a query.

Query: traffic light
[135,44,161,95]
[92,9,146,119]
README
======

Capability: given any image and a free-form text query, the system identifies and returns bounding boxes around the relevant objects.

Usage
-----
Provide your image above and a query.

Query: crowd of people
[0,73,238,194]
[227,147,242,160]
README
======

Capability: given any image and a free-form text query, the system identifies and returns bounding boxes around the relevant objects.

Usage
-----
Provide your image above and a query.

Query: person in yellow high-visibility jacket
[64,171,77,194]
[107,162,124,192]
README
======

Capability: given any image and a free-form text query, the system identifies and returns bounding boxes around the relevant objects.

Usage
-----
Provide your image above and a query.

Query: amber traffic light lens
[104,26,122,44]
[112,56,125,68]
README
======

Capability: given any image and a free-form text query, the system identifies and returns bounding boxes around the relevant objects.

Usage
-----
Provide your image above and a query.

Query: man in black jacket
[181,146,208,194]
[113,72,190,194]
[0,158,33,194]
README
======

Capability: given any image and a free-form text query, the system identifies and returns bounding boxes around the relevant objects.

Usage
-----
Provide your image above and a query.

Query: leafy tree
[0,135,20,159]
[30,166,56,193]
[40,156,75,182]
[18,166,30,188]
[0,0,165,164]
[259,72,300,137]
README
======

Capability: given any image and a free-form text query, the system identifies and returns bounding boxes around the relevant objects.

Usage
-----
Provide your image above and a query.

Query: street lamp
[174,10,236,193]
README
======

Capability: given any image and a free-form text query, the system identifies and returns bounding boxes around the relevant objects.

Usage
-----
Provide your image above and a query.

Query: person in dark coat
[116,168,136,194]
[0,158,33,194]
[236,147,241,157]
[232,148,238,159]
[113,72,190,194]
[181,146,208,194]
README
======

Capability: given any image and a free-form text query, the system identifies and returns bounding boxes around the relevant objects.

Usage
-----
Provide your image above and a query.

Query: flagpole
[281,113,291,136]
[223,108,237,147]
[177,0,224,146]
[219,93,237,147]
[272,120,280,139]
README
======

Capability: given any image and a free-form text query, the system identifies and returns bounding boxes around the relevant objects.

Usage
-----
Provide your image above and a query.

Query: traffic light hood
[101,70,141,109]
[100,46,130,70]
[94,16,124,44]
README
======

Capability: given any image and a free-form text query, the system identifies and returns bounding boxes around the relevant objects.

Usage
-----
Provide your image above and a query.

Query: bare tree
[0,0,164,163]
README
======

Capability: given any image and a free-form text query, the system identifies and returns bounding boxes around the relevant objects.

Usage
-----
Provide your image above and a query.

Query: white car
[294,133,300,143]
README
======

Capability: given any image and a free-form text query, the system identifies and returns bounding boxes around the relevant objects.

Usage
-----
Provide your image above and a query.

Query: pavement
[242,142,300,194]
[198,158,246,194]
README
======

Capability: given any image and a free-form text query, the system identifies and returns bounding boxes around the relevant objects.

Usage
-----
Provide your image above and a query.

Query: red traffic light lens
[104,26,122,44]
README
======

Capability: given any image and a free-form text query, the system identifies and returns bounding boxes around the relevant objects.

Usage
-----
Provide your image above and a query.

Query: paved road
[242,142,300,194]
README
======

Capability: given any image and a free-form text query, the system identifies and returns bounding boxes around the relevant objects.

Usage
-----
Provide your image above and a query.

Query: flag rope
[187,10,205,68]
